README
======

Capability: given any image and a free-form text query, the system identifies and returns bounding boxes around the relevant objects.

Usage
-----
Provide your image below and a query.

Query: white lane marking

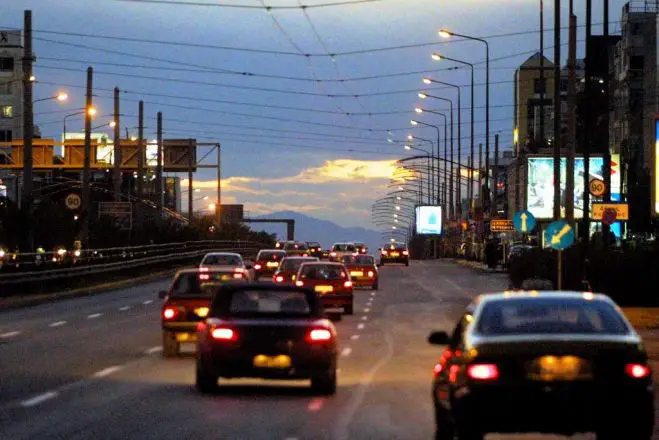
[49,321,67,327]
[357,323,365,330]
[21,391,58,407]
[0,331,20,338]
[143,300,153,305]
[145,346,162,355]
[370,292,376,297]
[307,398,325,412]
[361,316,368,321]
[341,348,352,357]
[350,334,360,340]
[118,306,130,311]
[364,308,370,313]
[93,365,124,378]
[87,313,102,319]
[284,438,299,440]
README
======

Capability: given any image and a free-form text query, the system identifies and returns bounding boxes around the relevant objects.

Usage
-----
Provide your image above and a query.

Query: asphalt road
[0,260,635,440]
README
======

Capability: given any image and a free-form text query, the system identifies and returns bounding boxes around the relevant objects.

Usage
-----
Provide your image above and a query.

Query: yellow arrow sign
[520,213,528,232]
[551,224,571,245]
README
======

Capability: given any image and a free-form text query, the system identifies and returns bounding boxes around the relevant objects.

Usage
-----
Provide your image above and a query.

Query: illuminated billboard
[415,205,442,235]
[655,119,659,216]
[527,156,621,219]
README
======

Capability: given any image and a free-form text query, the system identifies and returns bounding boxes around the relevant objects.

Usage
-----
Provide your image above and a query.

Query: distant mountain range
[250,211,382,252]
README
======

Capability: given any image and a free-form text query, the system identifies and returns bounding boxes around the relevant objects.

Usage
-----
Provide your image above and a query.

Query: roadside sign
[544,219,575,250]
[601,208,617,226]
[589,178,606,198]
[490,219,514,232]
[65,193,81,210]
[592,203,629,221]
[512,210,536,234]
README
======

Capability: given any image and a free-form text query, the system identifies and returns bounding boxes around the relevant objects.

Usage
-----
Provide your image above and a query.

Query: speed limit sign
[589,178,606,198]
[65,193,81,210]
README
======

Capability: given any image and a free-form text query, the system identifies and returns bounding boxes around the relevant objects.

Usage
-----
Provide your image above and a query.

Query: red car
[273,256,319,284]
[253,249,287,280]
[295,262,354,315]
[340,254,379,290]
[159,268,247,357]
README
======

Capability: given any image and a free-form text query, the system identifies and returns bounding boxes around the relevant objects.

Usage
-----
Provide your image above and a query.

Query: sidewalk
[453,258,506,274]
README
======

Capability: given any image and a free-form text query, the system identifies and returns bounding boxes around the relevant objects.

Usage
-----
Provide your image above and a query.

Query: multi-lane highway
[0,261,654,440]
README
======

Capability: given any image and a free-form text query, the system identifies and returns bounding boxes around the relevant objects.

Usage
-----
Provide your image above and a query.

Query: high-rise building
[0,30,23,143]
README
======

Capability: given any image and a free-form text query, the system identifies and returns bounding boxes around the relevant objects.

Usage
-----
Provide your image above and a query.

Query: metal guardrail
[0,240,264,286]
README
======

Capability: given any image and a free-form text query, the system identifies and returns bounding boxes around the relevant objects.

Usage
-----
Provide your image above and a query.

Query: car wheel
[372,281,379,290]
[344,300,354,315]
[405,260,409,267]
[311,368,337,395]
[162,330,179,357]
[195,362,219,394]
[434,408,455,440]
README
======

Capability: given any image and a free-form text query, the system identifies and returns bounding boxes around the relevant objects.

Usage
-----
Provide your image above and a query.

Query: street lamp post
[406,136,435,201]
[63,107,96,140]
[439,29,490,217]
[410,119,442,205]
[431,53,475,208]
[403,144,432,203]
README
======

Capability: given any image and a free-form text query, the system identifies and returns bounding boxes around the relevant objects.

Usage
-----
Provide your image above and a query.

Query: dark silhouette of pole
[156,112,163,216]
[113,87,121,201]
[81,67,93,246]
[583,0,592,241]
[494,134,499,217]
[21,10,34,251]
[137,101,144,202]
[553,0,562,220]
[540,0,545,147]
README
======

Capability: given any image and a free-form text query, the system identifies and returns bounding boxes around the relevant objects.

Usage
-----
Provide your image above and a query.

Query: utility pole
[602,0,612,246]
[21,10,34,252]
[552,0,562,221]
[156,111,163,216]
[539,0,545,148]
[188,139,193,220]
[566,1,577,223]
[478,142,483,222]
[583,0,592,242]
[216,142,222,228]
[81,67,93,246]
[113,87,121,202]
[137,100,144,202]
[493,134,499,218]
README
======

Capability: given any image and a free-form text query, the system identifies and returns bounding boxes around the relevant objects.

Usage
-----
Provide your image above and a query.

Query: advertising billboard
[415,205,442,235]
[654,118,659,216]
[526,156,621,219]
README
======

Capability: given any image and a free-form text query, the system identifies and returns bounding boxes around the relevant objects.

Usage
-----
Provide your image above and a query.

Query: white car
[199,252,252,282]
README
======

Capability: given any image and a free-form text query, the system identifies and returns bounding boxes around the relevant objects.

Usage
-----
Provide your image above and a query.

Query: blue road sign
[544,220,575,250]
[513,210,537,234]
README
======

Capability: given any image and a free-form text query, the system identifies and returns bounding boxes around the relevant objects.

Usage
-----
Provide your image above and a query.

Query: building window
[0,82,10,95]
[534,78,546,94]
[0,129,11,141]
[0,105,12,118]
[0,57,13,72]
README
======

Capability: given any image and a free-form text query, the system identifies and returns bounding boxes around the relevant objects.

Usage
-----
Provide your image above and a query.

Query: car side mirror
[427,331,450,346]
[158,290,167,299]
[325,312,342,322]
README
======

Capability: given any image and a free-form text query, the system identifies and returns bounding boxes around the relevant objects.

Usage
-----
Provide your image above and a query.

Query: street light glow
[394,214,398,218]
[109,120,117,128]
[56,92,68,102]
[29,75,36,82]
[438,29,452,38]
[431,53,442,61]
[87,107,97,116]
[404,145,412,150]
[398,186,404,190]
[395,206,401,211]
[407,134,414,140]
[392,226,397,230]
[414,107,423,114]
[396,196,401,200]
[422,77,432,85]
[418,92,428,99]
[410,120,419,126]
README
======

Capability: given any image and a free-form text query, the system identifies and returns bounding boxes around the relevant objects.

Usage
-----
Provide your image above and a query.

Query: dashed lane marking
[49,321,67,328]
[361,316,368,321]
[21,391,58,407]
[307,398,325,412]
[118,306,130,311]
[364,308,370,313]
[357,323,365,330]
[341,348,352,357]
[350,334,360,340]
[0,331,20,338]
[93,366,124,378]
[143,300,153,305]
[87,313,102,319]
[145,346,162,355]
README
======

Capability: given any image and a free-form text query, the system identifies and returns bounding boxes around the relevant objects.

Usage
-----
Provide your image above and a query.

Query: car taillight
[296,280,304,287]
[307,329,332,342]
[625,363,651,379]
[254,264,262,270]
[211,327,237,341]
[162,307,178,320]
[234,267,244,273]
[199,266,209,272]
[275,275,284,283]
[381,250,388,255]
[199,274,210,280]
[233,273,243,279]
[302,253,308,257]
[368,270,374,277]
[467,364,499,381]
[403,250,409,255]
[344,281,353,288]
[433,363,443,377]
[330,252,336,257]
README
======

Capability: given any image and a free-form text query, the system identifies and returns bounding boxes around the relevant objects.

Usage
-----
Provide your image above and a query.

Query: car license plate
[253,354,291,369]
[267,262,279,268]
[220,274,231,281]
[315,285,334,293]
[350,271,364,277]
[527,355,592,381]
[195,307,209,317]
[175,333,197,342]
[391,252,400,257]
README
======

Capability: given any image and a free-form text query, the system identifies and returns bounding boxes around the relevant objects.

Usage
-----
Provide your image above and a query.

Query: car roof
[175,268,228,275]
[203,252,242,257]
[301,261,344,267]
[258,249,286,253]
[470,291,614,308]
[332,242,355,245]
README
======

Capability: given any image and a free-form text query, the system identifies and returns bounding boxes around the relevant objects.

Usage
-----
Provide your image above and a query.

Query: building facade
[0,30,23,143]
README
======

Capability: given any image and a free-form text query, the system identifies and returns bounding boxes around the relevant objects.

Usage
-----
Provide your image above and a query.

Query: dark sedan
[428,291,654,440]
[195,284,339,395]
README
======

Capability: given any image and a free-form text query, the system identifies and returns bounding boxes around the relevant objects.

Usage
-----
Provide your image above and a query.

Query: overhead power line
[114,0,383,10]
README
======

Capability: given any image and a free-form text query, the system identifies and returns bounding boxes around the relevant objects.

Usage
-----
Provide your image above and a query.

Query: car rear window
[229,290,312,316]
[279,257,317,271]
[355,255,374,265]
[171,272,229,296]
[340,255,355,264]
[307,242,321,248]
[257,251,286,261]
[476,298,631,336]
[201,254,243,266]
[299,265,346,280]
